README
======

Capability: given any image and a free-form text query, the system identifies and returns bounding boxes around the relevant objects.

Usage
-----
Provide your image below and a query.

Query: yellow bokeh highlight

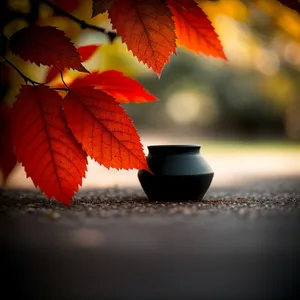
[259,72,297,107]
[199,0,249,22]
[95,40,151,77]
[255,0,300,41]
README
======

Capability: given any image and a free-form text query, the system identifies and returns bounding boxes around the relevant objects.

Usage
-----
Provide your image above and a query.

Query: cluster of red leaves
[1,0,228,206]
[93,0,226,75]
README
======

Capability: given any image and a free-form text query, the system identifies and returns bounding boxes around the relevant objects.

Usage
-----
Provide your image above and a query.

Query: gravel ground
[1,176,300,300]
[1,176,300,217]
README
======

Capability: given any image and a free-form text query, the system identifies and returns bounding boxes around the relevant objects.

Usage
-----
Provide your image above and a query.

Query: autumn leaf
[45,67,60,84]
[63,86,150,172]
[71,70,157,103]
[51,0,80,12]
[92,0,115,16]
[109,0,177,76]
[79,44,100,61]
[11,85,88,206]
[10,25,88,73]
[45,44,99,83]
[166,0,226,59]
[0,102,17,185]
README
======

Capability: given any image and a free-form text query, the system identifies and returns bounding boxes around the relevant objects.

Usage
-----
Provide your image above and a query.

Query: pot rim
[148,144,201,150]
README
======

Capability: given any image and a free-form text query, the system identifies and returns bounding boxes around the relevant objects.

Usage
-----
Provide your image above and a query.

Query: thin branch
[2,56,42,85]
[41,0,118,42]
[53,87,68,91]
[2,55,69,91]
[55,66,69,90]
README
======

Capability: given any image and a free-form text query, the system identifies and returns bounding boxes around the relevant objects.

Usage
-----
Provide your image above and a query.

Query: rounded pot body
[138,145,214,201]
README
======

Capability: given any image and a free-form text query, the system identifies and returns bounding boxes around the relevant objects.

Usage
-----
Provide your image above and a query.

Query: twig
[53,87,68,91]
[55,66,69,90]
[2,56,42,85]
[41,0,118,42]
[2,56,69,91]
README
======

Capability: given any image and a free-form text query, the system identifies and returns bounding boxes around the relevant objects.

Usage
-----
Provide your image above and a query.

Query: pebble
[44,212,61,219]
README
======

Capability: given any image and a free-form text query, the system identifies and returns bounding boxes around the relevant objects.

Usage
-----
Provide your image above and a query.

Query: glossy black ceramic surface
[138,145,214,201]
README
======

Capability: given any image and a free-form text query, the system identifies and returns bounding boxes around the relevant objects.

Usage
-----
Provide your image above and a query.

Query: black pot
[138,145,214,201]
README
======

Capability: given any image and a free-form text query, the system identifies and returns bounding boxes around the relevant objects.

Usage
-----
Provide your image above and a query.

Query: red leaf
[63,86,150,172]
[166,0,226,59]
[109,0,177,76]
[10,25,88,73]
[92,0,115,16]
[0,102,17,185]
[71,70,157,103]
[11,85,88,206]
[44,44,99,83]
[78,44,100,61]
[45,66,60,84]
[51,0,79,12]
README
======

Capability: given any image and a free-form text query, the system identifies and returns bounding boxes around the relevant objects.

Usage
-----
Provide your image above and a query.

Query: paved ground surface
[1,176,300,299]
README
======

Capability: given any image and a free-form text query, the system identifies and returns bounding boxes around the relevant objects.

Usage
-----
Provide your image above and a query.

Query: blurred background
[1,0,300,189]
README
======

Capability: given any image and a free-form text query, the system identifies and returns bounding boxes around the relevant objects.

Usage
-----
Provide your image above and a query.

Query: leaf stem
[2,56,42,85]
[2,55,69,91]
[55,66,69,90]
[53,87,69,91]
[41,0,118,42]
